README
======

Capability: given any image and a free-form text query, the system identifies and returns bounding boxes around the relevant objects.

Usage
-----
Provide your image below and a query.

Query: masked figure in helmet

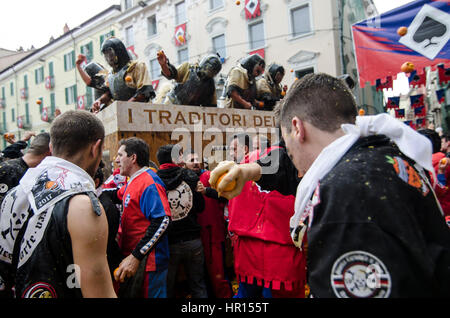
[91,37,155,113]
[256,63,287,111]
[76,54,110,110]
[155,51,222,107]
[223,54,265,109]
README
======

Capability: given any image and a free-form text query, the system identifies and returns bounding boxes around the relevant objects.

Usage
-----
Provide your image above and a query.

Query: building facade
[0,5,120,149]
[0,0,382,150]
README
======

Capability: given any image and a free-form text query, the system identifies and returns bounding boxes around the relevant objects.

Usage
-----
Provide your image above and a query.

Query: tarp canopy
[352,0,450,87]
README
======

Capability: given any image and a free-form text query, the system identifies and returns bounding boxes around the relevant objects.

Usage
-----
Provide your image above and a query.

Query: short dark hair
[232,133,252,151]
[50,110,105,157]
[27,132,50,156]
[156,144,182,165]
[280,73,357,133]
[418,129,441,154]
[119,137,150,168]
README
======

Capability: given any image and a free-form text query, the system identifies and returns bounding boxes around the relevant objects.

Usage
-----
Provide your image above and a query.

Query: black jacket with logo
[307,135,450,297]
[157,166,205,244]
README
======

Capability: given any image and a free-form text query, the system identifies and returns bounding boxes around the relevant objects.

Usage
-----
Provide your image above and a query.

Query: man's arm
[67,194,117,298]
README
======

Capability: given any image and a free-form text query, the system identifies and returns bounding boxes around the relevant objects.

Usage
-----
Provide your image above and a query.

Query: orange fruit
[113,267,120,281]
[236,0,240,5]
[259,101,264,107]
[441,158,447,165]
[125,75,132,82]
[401,62,414,73]
[217,173,236,192]
[281,91,286,96]
[36,99,42,105]
[359,109,365,116]
[397,27,408,37]
[290,69,294,73]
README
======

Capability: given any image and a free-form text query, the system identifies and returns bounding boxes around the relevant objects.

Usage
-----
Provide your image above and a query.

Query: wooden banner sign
[97,101,276,135]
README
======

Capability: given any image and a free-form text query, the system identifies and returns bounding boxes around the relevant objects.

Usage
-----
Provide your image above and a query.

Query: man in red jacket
[226,134,307,298]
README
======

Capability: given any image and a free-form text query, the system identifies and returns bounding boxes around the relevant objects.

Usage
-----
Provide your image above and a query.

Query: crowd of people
[0,37,449,299]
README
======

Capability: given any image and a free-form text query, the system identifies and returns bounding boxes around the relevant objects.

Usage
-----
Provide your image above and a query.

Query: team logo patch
[167,181,193,221]
[331,250,392,298]
[22,282,57,298]
[124,193,131,208]
[387,156,429,196]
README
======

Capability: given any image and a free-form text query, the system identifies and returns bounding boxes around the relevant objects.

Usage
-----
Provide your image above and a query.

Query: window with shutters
[177,47,189,65]
[125,26,134,47]
[65,85,77,105]
[86,86,93,109]
[38,97,43,113]
[248,20,265,50]
[175,1,186,26]
[64,51,75,71]
[147,15,157,38]
[212,34,226,59]
[289,2,312,38]
[210,0,224,11]
[149,58,161,80]
[35,66,44,84]
[80,42,94,62]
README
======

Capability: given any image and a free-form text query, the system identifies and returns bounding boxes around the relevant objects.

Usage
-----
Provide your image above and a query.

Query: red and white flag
[245,0,261,20]
[77,96,85,110]
[41,107,49,122]
[174,23,187,46]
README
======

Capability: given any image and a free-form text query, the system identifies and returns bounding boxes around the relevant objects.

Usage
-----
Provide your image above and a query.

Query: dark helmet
[240,54,265,78]
[268,63,285,83]
[198,54,222,79]
[83,62,106,78]
[101,37,131,72]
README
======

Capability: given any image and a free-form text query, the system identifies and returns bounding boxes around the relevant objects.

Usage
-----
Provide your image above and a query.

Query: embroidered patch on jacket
[331,250,392,298]
[386,155,429,196]
[167,181,193,221]
[22,282,57,298]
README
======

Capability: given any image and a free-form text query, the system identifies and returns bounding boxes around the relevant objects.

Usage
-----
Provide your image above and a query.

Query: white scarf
[290,113,434,246]
[0,156,96,268]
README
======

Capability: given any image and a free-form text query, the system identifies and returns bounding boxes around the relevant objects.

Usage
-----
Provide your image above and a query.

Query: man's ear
[91,139,103,158]
[291,116,305,143]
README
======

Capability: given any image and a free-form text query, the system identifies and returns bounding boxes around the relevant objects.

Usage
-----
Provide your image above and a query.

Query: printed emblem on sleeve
[22,282,57,298]
[167,181,193,221]
[386,155,429,196]
[331,250,392,298]
[124,193,131,208]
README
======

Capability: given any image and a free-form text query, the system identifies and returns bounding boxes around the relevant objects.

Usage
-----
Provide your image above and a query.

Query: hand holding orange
[217,173,236,192]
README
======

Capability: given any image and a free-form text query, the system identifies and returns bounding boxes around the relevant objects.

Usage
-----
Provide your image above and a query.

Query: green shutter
[1,87,4,99]
[65,87,69,104]
[10,82,14,96]
[11,108,15,122]
[88,42,93,61]
[2,112,6,131]
[64,54,67,71]
[39,97,43,113]
[73,85,78,109]
[86,86,92,108]
[25,103,29,123]
[100,35,105,50]
[50,93,55,115]
[49,62,54,76]
[24,75,28,88]
[71,51,75,68]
